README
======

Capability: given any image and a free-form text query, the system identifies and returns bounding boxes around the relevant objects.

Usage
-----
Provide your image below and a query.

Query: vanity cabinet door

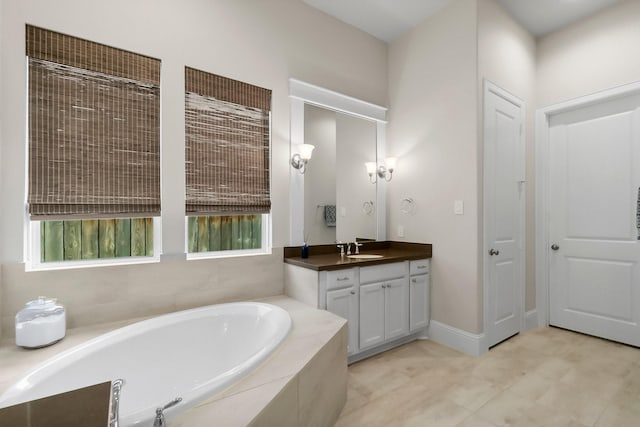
[359,282,385,350]
[384,278,410,340]
[326,287,359,355]
[409,273,430,331]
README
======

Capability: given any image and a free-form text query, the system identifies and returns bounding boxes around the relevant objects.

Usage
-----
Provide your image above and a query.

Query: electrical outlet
[397,225,404,238]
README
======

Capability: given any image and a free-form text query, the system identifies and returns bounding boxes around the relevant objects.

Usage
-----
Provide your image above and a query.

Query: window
[26,25,161,267]
[184,67,271,255]
[36,218,154,262]
[187,215,262,253]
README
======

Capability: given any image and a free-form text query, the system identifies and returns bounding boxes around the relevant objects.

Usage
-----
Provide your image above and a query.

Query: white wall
[6,0,634,341]
[477,0,536,312]
[387,0,481,333]
[0,0,388,334]
[0,0,4,340]
[387,0,536,335]
[537,0,640,108]
[304,104,336,245]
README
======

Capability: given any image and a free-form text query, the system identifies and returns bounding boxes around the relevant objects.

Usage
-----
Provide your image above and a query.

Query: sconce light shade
[365,162,377,175]
[384,157,397,173]
[291,144,315,174]
[298,144,315,160]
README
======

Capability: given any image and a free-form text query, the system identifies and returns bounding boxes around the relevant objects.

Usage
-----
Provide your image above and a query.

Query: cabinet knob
[350,290,355,295]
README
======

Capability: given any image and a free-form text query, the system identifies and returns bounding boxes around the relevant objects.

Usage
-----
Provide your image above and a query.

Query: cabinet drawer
[410,259,430,276]
[360,262,407,284]
[326,269,355,290]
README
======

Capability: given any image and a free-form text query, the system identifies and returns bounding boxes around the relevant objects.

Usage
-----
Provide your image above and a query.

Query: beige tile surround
[173,296,348,427]
[0,296,347,427]
[0,251,284,337]
[336,327,640,427]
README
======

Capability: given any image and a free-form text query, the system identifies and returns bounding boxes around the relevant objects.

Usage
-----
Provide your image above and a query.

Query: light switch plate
[454,200,464,215]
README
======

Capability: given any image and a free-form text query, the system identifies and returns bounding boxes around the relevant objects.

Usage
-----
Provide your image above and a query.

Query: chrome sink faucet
[355,242,363,254]
[346,242,353,255]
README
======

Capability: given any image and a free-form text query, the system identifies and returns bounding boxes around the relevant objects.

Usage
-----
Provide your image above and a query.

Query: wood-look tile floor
[335,327,640,427]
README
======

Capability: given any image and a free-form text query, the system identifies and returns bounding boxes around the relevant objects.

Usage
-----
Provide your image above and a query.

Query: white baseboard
[524,309,538,331]
[427,320,486,357]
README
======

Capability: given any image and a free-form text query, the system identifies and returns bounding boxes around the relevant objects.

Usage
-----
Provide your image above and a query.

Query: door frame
[535,80,640,328]
[482,80,526,351]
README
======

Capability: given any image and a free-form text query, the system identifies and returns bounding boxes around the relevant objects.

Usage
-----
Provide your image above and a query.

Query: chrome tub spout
[110,379,125,427]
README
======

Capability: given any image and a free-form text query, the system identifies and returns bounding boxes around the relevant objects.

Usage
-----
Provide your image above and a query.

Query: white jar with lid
[15,296,66,348]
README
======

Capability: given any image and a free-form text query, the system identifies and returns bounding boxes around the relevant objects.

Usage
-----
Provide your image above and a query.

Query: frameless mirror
[303,104,377,244]
[289,79,387,246]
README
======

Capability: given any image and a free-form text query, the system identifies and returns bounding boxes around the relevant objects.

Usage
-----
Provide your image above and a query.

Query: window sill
[26,256,160,272]
[25,248,273,271]
[186,247,272,261]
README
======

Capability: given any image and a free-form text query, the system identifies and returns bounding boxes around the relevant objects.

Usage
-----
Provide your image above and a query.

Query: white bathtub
[0,302,292,426]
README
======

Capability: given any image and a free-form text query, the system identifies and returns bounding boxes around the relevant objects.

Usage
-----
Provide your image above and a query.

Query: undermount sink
[346,254,384,259]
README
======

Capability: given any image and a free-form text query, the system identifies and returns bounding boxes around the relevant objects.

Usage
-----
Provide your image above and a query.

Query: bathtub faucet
[153,397,182,427]
[110,379,125,427]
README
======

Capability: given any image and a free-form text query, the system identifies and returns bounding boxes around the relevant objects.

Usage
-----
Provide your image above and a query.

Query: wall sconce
[365,157,397,183]
[291,144,315,174]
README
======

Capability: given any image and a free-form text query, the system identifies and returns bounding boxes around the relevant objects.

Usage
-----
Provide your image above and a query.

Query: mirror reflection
[303,104,377,245]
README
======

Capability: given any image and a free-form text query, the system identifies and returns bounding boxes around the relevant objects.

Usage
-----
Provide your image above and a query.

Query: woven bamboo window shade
[26,25,161,219]
[185,67,271,215]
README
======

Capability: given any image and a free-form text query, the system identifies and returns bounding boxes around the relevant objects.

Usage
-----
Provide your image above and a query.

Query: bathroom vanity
[284,241,432,362]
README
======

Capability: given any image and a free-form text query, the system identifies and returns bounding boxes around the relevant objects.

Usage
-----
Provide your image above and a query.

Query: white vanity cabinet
[385,277,410,339]
[284,256,431,361]
[409,259,430,331]
[359,262,409,351]
[325,269,359,355]
[359,282,385,349]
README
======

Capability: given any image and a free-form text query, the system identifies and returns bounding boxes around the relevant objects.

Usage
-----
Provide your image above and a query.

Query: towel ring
[362,200,375,215]
[400,197,416,215]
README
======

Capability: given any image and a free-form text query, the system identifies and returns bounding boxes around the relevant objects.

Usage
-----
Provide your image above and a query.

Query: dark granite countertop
[284,241,432,271]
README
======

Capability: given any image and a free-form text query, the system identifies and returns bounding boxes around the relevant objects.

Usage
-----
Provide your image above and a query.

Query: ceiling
[302,0,626,42]
[496,0,625,37]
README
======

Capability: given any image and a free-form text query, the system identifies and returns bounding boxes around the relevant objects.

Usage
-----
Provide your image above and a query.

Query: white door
[359,282,385,349]
[484,82,525,348]
[548,92,640,347]
[409,273,430,331]
[326,287,358,354]
[384,278,409,341]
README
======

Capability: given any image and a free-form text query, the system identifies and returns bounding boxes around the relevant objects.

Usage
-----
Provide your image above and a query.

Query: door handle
[551,244,559,251]
[488,248,499,256]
